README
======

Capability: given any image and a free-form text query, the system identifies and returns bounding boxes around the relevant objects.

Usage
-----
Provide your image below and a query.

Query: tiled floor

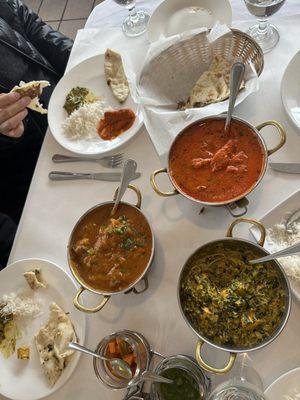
[23,0,103,40]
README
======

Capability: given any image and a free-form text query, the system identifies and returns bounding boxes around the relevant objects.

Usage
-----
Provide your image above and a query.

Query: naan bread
[35,303,76,387]
[10,80,50,114]
[104,49,129,103]
[186,56,243,108]
[23,268,47,290]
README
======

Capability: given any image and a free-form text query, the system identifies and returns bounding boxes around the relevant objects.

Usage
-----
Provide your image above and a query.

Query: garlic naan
[35,303,76,387]
[104,49,129,103]
[10,80,50,114]
[186,56,244,109]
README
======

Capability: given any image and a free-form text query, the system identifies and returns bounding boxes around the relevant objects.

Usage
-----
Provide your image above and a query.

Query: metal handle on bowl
[125,276,149,295]
[113,184,142,209]
[195,340,236,374]
[150,168,178,197]
[226,197,249,217]
[256,120,286,156]
[73,287,110,313]
[226,217,266,246]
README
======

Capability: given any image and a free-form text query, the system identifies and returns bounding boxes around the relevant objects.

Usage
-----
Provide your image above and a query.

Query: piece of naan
[23,268,47,290]
[104,49,129,103]
[35,303,76,387]
[186,56,244,108]
[10,80,50,114]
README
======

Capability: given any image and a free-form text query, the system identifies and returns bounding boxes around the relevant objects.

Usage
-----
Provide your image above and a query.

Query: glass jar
[150,354,210,400]
[93,329,151,389]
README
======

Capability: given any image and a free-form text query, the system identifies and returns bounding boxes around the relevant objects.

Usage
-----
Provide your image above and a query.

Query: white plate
[281,50,300,131]
[48,54,143,155]
[250,188,300,302]
[147,0,232,43]
[0,259,86,400]
[265,367,300,399]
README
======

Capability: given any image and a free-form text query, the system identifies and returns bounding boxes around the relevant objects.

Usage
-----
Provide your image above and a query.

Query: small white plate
[281,50,300,131]
[147,0,232,43]
[0,259,86,400]
[265,367,300,399]
[48,54,143,155]
[250,188,300,302]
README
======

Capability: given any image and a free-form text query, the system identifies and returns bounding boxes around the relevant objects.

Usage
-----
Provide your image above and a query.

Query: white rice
[62,100,108,140]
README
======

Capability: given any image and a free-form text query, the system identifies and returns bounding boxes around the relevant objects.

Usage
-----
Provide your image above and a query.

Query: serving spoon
[249,241,300,265]
[111,159,138,216]
[224,61,246,132]
[68,342,133,380]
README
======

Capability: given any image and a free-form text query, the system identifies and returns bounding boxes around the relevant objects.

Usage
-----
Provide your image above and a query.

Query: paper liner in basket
[121,24,259,158]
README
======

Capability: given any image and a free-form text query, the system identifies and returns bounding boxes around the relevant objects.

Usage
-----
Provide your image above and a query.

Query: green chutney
[158,367,201,400]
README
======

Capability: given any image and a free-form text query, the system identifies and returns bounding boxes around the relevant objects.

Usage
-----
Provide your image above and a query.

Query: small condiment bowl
[177,218,291,374]
[67,184,155,313]
[151,116,286,217]
[93,330,151,389]
[150,354,210,400]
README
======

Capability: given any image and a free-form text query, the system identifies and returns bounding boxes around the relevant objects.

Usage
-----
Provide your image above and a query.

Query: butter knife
[269,162,300,174]
[49,171,141,181]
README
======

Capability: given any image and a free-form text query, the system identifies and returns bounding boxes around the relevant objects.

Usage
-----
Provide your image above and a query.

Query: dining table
[5,0,300,399]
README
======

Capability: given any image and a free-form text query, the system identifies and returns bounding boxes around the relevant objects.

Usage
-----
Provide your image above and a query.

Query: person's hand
[0,92,31,138]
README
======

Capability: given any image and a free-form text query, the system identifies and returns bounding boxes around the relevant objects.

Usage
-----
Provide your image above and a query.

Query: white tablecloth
[6,1,300,399]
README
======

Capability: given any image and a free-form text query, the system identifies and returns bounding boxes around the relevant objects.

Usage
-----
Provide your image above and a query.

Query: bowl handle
[150,168,178,197]
[113,184,142,209]
[73,287,110,313]
[256,120,286,156]
[195,340,236,374]
[226,217,266,246]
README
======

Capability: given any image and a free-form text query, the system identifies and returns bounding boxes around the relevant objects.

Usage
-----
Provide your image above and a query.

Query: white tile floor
[23,0,103,40]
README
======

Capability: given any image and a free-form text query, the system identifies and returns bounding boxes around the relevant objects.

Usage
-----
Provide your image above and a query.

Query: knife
[49,171,141,181]
[269,162,300,174]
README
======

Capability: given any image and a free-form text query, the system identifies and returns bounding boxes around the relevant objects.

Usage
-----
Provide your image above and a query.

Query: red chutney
[169,119,265,203]
[98,109,135,140]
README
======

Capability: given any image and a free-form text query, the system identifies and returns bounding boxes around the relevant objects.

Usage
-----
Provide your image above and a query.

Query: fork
[52,153,123,168]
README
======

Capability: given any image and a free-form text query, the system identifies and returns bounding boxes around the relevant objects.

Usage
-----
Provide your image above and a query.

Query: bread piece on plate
[104,49,129,103]
[35,303,76,387]
[23,268,47,290]
[10,80,50,114]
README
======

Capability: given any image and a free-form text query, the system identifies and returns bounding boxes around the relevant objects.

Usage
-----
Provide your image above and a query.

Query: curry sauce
[70,203,153,292]
[169,119,265,203]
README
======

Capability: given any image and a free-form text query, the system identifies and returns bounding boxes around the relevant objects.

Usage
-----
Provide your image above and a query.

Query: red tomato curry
[169,118,265,203]
[70,203,153,292]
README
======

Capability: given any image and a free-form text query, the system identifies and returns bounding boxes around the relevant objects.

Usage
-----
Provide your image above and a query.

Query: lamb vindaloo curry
[180,241,287,348]
[70,204,152,292]
[169,118,265,203]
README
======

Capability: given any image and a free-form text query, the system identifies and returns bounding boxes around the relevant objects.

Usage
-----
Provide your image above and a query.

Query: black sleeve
[0,213,16,270]
[15,0,74,75]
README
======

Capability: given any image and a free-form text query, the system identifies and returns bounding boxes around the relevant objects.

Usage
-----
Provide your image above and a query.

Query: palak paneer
[180,241,287,348]
[70,203,153,292]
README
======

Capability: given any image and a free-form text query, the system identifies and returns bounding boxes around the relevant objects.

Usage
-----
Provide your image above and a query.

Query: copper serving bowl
[177,218,291,374]
[67,185,155,313]
[151,116,286,217]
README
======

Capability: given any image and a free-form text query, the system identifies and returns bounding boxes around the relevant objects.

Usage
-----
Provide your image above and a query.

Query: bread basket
[139,28,264,106]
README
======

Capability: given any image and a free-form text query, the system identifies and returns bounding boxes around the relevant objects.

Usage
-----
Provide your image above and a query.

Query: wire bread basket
[139,29,264,107]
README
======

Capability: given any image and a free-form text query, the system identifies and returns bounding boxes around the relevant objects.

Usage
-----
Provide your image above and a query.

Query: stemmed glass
[243,0,286,53]
[113,0,150,37]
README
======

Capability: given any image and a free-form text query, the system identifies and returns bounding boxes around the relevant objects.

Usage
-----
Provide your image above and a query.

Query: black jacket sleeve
[14,0,74,75]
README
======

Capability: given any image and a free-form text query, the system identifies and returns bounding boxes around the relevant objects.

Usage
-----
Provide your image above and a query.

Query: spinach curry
[180,241,287,348]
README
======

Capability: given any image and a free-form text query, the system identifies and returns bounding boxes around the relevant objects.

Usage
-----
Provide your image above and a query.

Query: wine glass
[208,354,266,400]
[113,0,150,37]
[243,0,286,53]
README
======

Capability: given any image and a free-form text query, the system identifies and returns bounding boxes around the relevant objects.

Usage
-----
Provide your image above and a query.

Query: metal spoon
[224,61,246,132]
[111,159,137,216]
[68,342,132,380]
[285,209,300,234]
[128,370,173,388]
[249,241,300,265]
